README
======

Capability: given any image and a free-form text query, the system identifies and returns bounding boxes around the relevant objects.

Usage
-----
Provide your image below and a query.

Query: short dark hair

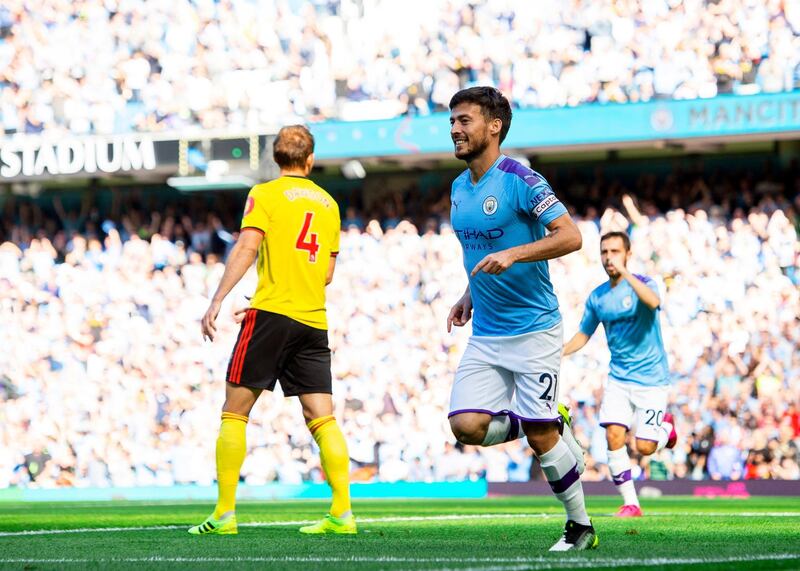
[600,231,631,251]
[449,86,512,144]
[273,125,315,169]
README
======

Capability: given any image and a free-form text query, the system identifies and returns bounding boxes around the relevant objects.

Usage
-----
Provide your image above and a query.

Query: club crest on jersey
[622,295,633,309]
[483,196,498,216]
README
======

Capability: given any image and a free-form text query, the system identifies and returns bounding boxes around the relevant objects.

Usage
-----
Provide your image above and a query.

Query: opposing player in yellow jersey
[189,125,355,536]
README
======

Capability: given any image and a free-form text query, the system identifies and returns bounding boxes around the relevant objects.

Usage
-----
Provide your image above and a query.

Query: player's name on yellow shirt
[283,187,334,207]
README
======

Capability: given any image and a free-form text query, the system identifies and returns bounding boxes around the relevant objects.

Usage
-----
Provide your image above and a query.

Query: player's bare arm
[201,228,263,341]
[447,285,472,332]
[563,332,590,356]
[471,213,582,276]
[609,256,660,309]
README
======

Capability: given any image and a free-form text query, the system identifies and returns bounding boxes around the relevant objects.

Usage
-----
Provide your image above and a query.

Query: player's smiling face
[450,103,492,162]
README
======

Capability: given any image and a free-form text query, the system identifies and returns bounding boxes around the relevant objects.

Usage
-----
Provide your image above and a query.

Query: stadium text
[689,97,800,128]
[0,137,157,179]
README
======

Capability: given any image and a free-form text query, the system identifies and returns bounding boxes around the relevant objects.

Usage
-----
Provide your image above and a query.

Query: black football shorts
[225,308,332,396]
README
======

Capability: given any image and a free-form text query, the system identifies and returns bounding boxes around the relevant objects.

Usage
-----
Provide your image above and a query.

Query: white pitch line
[647,511,800,517]
[1,511,798,538]
[0,524,188,537]
[0,554,799,567]
[428,553,800,571]
[0,514,551,537]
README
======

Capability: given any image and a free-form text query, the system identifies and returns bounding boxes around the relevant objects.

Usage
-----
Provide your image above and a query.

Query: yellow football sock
[308,415,352,517]
[213,412,248,519]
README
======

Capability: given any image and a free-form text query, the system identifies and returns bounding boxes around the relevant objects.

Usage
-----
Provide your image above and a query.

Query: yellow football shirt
[240,176,340,330]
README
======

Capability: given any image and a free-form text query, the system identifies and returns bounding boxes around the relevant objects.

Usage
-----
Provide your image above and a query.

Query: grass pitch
[1,496,799,570]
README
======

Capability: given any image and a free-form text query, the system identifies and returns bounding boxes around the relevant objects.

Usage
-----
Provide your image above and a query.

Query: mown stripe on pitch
[1,511,799,537]
[0,554,799,566]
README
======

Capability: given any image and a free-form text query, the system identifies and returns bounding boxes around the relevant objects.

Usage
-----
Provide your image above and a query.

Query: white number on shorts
[538,373,557,401]
[645,409,664,425]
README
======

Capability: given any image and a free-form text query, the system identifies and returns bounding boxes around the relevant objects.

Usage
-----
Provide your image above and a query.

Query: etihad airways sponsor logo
[453,227,504,241]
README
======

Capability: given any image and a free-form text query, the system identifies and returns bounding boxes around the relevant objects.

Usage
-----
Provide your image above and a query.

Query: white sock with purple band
[482,414,586,476]
[607,446,639,506]
[481,414,522,446]
[539,438,590,525]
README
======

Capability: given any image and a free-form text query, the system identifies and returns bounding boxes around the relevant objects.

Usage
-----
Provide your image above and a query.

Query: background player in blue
[563,231,678,518]
[445,86,596,552]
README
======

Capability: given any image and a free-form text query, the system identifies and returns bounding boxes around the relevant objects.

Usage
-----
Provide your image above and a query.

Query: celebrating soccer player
[189,125,355,536]
[563,231,677,518]
[445,87,597,551]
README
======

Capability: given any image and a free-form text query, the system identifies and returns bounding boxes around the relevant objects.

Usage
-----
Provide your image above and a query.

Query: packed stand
[0,163,799,488]
[2,0,800,135]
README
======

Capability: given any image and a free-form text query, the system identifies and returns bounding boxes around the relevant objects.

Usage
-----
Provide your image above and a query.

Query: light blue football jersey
[579,276,670,386]
[450,154,568,336]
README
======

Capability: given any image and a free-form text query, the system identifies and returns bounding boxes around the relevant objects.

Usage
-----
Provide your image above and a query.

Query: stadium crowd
[1,161,798,489]
[1,0,799,134]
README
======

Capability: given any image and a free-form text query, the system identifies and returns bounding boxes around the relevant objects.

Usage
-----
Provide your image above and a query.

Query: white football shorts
[599,377,669,442]
[449,322,563,423]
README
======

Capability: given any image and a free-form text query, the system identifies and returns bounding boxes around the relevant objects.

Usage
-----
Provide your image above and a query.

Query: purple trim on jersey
[600,422,630,431]
[633,273,661,309]
[497,157,543,186]
[447,408,510,418]
[512,414,561,423]
[612,469,632,485]
[548,463,580,494]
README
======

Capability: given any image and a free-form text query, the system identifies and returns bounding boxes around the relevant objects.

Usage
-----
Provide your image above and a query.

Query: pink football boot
[614,504,643,518]
[663,413,678,449]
